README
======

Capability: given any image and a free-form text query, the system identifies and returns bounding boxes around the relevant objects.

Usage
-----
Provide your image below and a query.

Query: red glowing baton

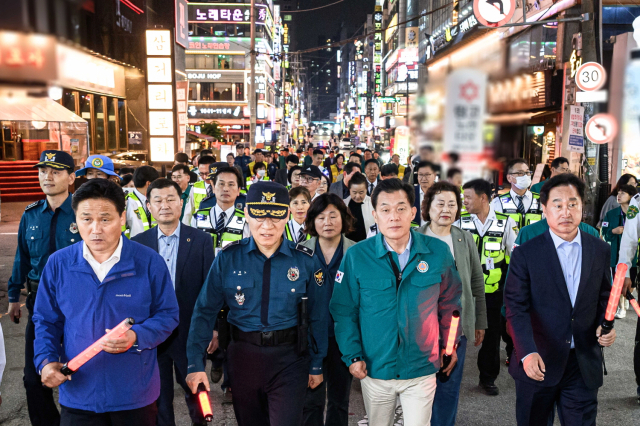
[626,291,640,318]
[60,318,135,376]
[197,383,213,422]
[602,263,628,334]
[437,310,460,383]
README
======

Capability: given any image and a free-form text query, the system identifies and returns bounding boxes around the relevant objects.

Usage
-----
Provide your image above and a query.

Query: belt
[231,325,297,347]
[27,279,39,294]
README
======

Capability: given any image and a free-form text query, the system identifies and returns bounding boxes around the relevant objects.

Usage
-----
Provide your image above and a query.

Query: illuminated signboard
[148,84,173,109]
[186,72,222,80]
[430,15,479,55]
[188,41,232,50]
[188,4,268,25]
[187,104,244,119]
[373,5,383,97]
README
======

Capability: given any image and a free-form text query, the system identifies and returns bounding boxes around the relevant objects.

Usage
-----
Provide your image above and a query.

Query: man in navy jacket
[33,179,179,426]
[505,174,616,426]
[133,178,215,426]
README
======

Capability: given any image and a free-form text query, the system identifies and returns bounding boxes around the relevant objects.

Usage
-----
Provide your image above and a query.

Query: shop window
[232,55,245,69]
[195,55,215,69]
[189,82,198,100]
[62,90,77,114]
[186,54,195,68]
[200,83,215,101]
[107,98,117,151]
[118,99,127,150]
[217,83,233,101]
[217,55,231,69]
[79,93,92,147]
[95,96,106,152]
[235,83,244,101]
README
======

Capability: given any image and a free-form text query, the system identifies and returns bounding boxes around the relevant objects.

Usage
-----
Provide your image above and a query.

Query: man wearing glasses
[530,157,570,195]
[414,161,438,226]
[299,165,324,200]
[186,181,327,426]
[491,158,543,229]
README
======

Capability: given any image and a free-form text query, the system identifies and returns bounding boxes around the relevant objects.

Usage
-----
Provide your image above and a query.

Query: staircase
[0,161,44,203]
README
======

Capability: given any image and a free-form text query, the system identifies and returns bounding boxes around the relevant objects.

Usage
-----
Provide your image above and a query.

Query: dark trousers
[302,336,353,426]
[432,335,468,426]
[501,315,514,360]
[227,340,310,426]
[635,314,640,388]
[156,350,204,426]
[515,351,598,426]
[60,402,157,426]
[25,292,60,426]
[478,295,502,384]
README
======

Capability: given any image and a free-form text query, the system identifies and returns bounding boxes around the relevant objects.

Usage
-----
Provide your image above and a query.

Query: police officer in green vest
[491,158,543,229]
[123,165,159,238]
[193,156,217,211]
[455,179,517,396]
[193,166,249,255]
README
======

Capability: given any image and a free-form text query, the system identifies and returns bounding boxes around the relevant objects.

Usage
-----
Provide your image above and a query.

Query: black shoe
[479,380,499,396]
[210,366,223,383]
[223,389,233,404]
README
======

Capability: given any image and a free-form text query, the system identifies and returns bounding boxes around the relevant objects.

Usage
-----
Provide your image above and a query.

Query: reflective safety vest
[192,181,208,211]
[498,192,542,229]
[330,164,343,183]
[459,185,467,214]
[284,220,311,242]
[122,191,156,238]
[246,175,269,190]
[460,212,510,294]
[194,207,246,250]
[397,164,406,180]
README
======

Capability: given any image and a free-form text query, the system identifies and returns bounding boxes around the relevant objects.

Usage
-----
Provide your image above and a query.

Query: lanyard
[387,252,402,291]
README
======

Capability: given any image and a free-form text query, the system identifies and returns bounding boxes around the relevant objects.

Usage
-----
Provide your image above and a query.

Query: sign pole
[249,0,257,150]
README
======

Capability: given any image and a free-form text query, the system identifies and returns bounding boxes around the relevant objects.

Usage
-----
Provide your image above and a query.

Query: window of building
[79,93,92,147]
[62,90,76,113]
[107,98,117,150]
[118,99,127,150]
[94,96,106,152]
[185,54,195,68]
[189,82,198,100]
[217,83,233,101]
[235,83,244,101]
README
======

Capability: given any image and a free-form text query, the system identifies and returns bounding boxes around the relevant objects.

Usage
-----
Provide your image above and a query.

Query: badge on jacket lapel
[314,269,324,286]
[417,261,429,273]
[69,222,78,234]
[288,267,300,281]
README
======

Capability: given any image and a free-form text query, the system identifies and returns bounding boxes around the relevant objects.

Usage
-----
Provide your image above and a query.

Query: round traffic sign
[575,62,607,92]
[473,0,516,28]
[585,114,618,144]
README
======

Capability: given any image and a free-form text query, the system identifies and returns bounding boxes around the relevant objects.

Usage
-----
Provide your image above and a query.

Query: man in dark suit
[275,154,300,186]
[133,178,215,426]
[505,174,616,426]
[328,162,361,199]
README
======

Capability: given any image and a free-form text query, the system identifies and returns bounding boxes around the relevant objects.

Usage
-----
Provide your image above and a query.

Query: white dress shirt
[82,236,124,282]
[491,189,533,214]
[288,219,305,241]
[453,207,518,258]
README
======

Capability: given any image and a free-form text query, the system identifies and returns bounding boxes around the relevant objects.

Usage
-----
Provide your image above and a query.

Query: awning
[0,96,85,123]
[485,110,560,125]
[187,130,214,141]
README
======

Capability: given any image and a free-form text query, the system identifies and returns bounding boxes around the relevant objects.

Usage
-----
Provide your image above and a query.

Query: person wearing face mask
[491,158,543,229]
[285,187,312,242]
[416,181,486,426]
[246,162,269,189]
[455,179,517,397]
[344,173,375,242]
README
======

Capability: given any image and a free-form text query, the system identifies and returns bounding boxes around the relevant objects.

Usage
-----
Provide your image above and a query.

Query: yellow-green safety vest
[246,175,269,190]
[497,192,542,229]
[194,207,246,249]
[192,181,208,211]
[284,220,311,242]
[122,191,156,238]
[459,212,510,294]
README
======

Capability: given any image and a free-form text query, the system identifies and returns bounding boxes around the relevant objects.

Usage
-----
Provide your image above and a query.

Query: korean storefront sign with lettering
[188,4,268,25]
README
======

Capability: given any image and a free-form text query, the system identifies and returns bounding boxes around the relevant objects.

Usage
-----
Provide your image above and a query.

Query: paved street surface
[1,201,639,425]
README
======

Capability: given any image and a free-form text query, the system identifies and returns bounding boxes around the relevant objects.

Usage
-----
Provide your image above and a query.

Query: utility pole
[249,0,257,150]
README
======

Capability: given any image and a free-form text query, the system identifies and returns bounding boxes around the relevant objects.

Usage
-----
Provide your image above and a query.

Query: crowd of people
[4,143,640,426]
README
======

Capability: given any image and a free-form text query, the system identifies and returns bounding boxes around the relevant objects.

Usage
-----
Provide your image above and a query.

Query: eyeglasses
[300,177,319,184]
[254,217,283,224]
[509,171,533,177]
[417,173,434,180]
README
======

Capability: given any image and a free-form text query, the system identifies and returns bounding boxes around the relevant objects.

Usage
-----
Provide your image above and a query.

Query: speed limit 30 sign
[575,62,607,92]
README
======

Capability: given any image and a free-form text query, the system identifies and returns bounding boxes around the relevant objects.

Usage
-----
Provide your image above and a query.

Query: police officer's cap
[75,155,119,178]
[34,150,74,171]
[246,181,289,219]
[207,162,228,179]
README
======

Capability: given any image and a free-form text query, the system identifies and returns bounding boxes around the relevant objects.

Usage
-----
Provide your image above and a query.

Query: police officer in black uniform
[7,150,78,426]
[186,181,328,426]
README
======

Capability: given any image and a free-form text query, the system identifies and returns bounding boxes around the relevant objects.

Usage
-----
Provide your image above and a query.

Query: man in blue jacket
[33,179,179,426]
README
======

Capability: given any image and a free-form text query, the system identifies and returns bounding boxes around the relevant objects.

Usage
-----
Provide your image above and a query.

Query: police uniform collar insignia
[69,222,78,234]
[314,269,324,286]
[288,267,300,281]
[295,243,314,256]
[417,261,429,273]
[45,152,56,161]
[25,201,41,211]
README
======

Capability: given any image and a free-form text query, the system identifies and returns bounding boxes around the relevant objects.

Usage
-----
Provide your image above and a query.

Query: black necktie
[206,185,213,198]
[516,196,525,215]
[215,212,226,233]
[297,228,306,242]
[369,183,374,195]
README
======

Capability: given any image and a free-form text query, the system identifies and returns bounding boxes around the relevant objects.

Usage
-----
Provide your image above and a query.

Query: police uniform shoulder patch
[25,200,42,211]
[295,243,314,257]
[628,205,639,219]
[222,239,241,251]
[314,269,324,286]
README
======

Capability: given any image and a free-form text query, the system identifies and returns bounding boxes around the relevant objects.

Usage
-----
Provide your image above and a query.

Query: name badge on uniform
[486,258,495,270]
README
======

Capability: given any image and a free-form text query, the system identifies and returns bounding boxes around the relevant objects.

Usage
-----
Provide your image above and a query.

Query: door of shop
[1,124,21,161]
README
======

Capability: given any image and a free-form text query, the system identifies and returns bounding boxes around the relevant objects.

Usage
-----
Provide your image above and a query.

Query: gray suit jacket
[416,222,487,337]
[329,181,347,199]
[275,168,289,186]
